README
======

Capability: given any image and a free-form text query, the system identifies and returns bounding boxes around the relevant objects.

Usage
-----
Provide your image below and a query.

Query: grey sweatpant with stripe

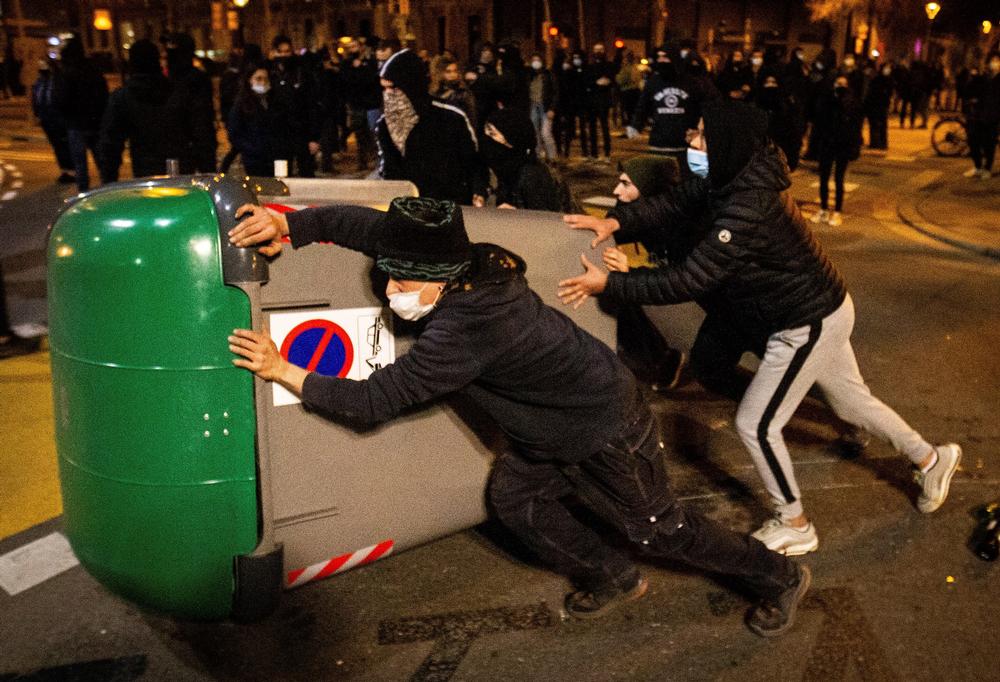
[734,294,933,521]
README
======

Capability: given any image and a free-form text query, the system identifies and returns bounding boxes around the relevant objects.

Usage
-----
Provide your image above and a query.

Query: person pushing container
[558,101,962,557]
[227,196,809,637]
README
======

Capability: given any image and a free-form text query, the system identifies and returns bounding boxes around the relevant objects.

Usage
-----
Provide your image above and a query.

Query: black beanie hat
[380,49,430,108]
[620,155,680,197]
[701,101,768,189]
[375,197,472,281]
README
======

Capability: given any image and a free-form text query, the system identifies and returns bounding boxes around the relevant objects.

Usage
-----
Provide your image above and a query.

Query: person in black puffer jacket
[377,49,488,205]
[227,196,809,637]
[559,100,961,558]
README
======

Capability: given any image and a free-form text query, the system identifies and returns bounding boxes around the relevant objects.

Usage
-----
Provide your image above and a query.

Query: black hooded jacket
[99,72,177,181]
[607,102,846,338]
[632,64,714,150]
[484,108,577,212]
[377,50,488,204]
[284,204,637,462]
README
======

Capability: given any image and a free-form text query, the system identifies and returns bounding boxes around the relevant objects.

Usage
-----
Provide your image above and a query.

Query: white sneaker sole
[752,529,820,556]
[918,443,962,513]
[771,537,819,557]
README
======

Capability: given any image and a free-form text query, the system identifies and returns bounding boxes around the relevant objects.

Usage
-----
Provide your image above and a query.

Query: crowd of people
[28,31,1000,216]
[6,27,987,638]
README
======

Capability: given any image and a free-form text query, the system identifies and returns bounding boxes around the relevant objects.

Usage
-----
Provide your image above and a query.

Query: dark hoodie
[54,36,108,131]
[632,52,709,151]
[284,204,636,462]
[484,108,577,212]
[99,39,176,181]
[377,49,488,204]
[607,101,846,338]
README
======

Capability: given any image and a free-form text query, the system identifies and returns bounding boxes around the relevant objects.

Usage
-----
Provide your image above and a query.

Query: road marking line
[809,181,860,193]
[11,180,23,188]
[0,532,79,596]
[1,191,17,201]
[0,152,56,162]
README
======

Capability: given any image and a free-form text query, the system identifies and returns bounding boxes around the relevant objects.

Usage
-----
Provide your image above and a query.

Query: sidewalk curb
[896,198,1000,260]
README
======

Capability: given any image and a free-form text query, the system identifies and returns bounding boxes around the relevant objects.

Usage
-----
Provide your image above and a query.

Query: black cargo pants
[488,390,797,598]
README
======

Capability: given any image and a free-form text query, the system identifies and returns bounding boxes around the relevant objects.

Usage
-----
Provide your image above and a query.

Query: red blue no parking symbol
[279,319,354,378]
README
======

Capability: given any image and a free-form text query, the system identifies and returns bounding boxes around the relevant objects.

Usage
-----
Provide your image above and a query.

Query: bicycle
[931,114,968,157]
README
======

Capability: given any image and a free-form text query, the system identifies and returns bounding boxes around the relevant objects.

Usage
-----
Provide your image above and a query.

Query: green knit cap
[620,155,680,197]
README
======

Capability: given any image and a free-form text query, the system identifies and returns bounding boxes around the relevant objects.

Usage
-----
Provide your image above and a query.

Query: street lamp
[984,20,993,35]
[923,3,940,60]
[233,0,249,8]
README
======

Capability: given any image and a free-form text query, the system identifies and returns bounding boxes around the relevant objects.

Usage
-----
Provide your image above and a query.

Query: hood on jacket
[380,48,430,109]
[702,100,768,190]
[451,243,526,294]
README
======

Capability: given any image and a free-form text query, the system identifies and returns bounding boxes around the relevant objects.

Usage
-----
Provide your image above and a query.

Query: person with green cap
[603,154,686,391]
[559,101,962,558]
[226,195,810,637]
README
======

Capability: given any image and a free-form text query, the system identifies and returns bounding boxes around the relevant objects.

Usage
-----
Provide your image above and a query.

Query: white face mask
[680,49,690,59]
[751,57,763,67]
[531,60,543,70]
[251,83,270,95]
[388,283,442,321]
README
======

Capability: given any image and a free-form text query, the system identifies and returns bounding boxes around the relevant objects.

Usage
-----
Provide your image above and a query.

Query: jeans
[968,119,998,172]
[488,389,798,599]
[529,102,557,160]
[818,154,849,211]
[39,117,73,171]
[67,128,99,192]
[587,105,611,157]
[866,109,888,149]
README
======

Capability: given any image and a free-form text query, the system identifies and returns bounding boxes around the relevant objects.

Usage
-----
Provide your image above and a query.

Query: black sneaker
[565,573,649,620]
[650,350,686,393]
[746,564,811,637]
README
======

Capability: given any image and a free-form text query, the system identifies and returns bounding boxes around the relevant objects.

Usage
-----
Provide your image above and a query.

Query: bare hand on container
[562,213,620,248]
[229,328,308,395]
[230,204,288,256]
[603,246,630,273]
[557,254,609,309]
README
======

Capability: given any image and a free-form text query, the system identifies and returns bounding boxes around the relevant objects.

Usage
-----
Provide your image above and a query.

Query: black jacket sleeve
[608,176,710,243]
[605,216,748,305]
[286,204,387,256]
[300,313,483,425]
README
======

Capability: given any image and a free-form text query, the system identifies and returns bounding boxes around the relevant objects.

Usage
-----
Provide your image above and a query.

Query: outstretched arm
[229,203,388,257]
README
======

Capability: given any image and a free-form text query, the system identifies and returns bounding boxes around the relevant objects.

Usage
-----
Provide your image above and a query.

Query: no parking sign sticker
[269,307,395,406]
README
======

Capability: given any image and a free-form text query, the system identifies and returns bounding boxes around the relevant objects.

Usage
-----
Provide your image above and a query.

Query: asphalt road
[1,124,998,682]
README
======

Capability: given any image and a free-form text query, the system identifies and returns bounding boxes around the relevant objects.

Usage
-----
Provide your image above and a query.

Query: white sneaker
[828,211,843,227]
[963,167,980,178]
[752,518,819,556]
[810,209,829,224]
[915,443,962,513]
[978,169,992,180]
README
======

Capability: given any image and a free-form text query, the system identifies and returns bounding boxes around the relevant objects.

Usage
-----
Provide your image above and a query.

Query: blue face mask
[687,148,709,178]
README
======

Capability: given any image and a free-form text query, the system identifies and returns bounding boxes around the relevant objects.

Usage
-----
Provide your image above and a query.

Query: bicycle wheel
[931,118,968,157]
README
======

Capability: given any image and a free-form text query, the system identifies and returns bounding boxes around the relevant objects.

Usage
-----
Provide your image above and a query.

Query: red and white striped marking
[285,539,394,589]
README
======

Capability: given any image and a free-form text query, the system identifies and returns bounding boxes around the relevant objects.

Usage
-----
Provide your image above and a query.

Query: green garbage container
[48,176,275,620]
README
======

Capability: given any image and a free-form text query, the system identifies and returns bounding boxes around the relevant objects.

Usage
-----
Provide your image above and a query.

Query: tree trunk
[543,0,553,67]
[653,0,667,47]
[576,0,586,51]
